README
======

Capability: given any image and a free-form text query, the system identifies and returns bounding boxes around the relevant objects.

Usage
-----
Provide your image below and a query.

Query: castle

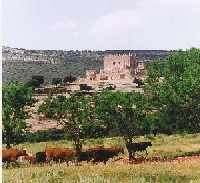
[83,54,145,82]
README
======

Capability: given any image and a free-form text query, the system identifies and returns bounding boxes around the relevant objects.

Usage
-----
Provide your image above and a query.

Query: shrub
[52,78,62,85]
[80,84,93,91]
[63,76,77,83]
[26,79,40,88]
[133,77,144,88]
[24,129,65,143]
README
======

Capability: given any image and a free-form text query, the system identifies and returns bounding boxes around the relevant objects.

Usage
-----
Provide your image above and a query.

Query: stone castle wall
[85,54,140,81]
[104,54,137,70]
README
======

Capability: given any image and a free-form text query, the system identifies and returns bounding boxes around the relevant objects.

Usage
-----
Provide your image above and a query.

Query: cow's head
[147,142,152,147]
[22,149,29,156]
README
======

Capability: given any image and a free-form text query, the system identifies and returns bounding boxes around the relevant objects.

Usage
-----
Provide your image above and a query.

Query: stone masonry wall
[104,54,137,70]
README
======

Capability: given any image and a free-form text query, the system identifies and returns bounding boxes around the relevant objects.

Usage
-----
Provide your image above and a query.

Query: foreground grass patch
[3,162,200,183]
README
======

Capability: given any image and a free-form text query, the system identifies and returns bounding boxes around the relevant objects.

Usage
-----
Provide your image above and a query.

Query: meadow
[2,133,200,183]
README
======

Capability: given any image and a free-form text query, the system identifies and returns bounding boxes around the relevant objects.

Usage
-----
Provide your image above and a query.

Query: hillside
[2,46,177,85]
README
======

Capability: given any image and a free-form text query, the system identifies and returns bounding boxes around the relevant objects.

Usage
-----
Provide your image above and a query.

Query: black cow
[126,141,152,159]
[36,152,47,163]
[132,142,152,155]
[86,146,124,164]
[79,151,90,162]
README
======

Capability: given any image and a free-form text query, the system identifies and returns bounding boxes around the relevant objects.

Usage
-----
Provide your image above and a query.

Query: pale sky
[2,0,200,50]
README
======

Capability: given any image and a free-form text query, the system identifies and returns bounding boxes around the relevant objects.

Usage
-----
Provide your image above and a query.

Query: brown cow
[86,145,104,153]
[45,147,77,166]
[106,146,124,154]
[22,156,37,165]
[2,148,28,168]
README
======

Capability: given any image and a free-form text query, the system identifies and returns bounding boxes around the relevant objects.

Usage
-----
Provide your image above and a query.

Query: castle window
[113,62,115,65]
[118,62,120,64]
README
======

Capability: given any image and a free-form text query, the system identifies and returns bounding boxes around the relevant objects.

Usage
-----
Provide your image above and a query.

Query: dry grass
[3,162,200,183]
[2,133,200,183]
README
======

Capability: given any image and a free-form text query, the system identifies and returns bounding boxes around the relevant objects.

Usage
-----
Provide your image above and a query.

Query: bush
[24,129,65,143]
[63,76,77,83]
[103,85,115,90]
[133,77,144,88]
[80,84,93,91]
[32,76,44,85]
[26,79,40,88]
[52,78,62,85]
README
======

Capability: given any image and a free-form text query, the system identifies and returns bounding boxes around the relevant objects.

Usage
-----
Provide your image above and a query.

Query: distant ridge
[2,46,177,85]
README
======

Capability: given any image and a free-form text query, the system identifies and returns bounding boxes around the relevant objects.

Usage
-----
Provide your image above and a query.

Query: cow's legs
[65,158,69,166]
[46,156,51,164]
[11,158,19,167]
[57,158,61,166]
[145,149,148,156]
[73,156,79,166]
[6,161,9,169]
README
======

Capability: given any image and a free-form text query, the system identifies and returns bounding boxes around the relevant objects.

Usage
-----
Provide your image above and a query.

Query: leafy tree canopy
[145,48,200,134]
[3,80,36,146]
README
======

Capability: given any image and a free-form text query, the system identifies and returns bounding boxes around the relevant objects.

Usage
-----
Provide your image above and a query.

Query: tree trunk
[6,138,11,149]
[75,142,82,164]
[127,148,134,161]
[124,137,134,161]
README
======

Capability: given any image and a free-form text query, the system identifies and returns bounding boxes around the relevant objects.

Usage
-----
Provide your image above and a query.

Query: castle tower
[103,54,137,71]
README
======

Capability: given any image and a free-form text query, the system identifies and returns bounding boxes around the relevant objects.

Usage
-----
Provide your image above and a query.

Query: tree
[133,77,144,88]
[3,80,36,147]
[80,84,93,91]
[38,91,149,160]
[38,93,96,161]
[93,91,148,160]
[144,48,200,134]
[52,78,62,85]
[38,95,58,118]
[63,76,77,83]
[25,79,40,88]
[32,76,44,85]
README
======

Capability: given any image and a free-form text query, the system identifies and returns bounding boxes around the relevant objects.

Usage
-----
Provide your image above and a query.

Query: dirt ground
[55,155,200,167]
[113,155,200,165]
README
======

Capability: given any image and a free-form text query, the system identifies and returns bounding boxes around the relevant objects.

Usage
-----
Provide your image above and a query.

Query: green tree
[63,76,77,83]
[52,78,62,85]
[145,48,200,134]
[133,77,144,88]
[80,84,93,91]
[93,91,148,160]
[38,93,95,161]
[25,79,40,88]
[3,80,36,147]
[32,76,44,85]
[39,91,149,160]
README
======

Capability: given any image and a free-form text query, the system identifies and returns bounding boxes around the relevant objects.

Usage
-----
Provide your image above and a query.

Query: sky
[2,0,200,50]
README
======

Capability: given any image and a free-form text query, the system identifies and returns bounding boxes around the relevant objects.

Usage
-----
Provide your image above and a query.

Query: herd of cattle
[2,142,152,168]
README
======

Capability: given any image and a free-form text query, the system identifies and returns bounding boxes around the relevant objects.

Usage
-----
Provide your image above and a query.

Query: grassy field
[2,133,200,183]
